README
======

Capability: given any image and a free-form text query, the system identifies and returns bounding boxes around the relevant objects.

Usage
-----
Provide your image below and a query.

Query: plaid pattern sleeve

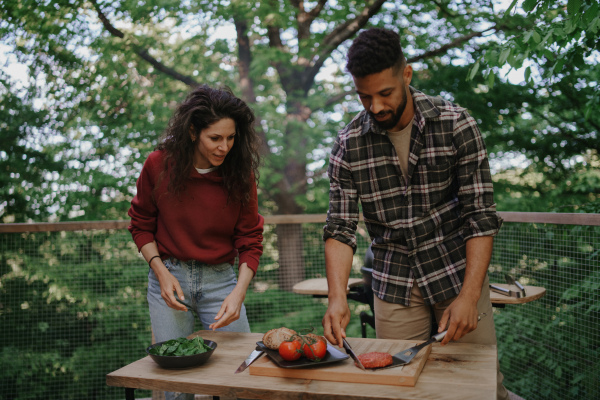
[323,119,362,252]
[323,87,502,306]
[453,112,503,240]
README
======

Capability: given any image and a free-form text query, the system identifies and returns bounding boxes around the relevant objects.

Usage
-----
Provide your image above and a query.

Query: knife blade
[234,347,264,374]
[342,338,366,371]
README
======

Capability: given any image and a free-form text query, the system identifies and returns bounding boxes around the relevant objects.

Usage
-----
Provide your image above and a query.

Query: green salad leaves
[149,336,212,357]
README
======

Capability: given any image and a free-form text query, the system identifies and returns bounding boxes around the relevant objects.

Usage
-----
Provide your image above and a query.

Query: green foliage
[1,220,598,399]
[0,230,151,399]
[1,0,597,221]
[490,222,600,399]
[413,61,599,212]
[148,336,212,356]
[475,0,600,117]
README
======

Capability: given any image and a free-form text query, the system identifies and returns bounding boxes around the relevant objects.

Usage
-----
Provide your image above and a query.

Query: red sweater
[128,150,264,274]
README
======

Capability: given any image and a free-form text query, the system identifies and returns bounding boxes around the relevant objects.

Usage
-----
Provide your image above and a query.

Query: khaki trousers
[374,275,510,400]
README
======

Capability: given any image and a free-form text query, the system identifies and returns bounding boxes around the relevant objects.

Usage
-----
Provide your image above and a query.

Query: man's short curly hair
[346,28,405,77]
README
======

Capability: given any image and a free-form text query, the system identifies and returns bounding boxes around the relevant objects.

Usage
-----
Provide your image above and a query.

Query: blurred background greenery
[1,0,599,399]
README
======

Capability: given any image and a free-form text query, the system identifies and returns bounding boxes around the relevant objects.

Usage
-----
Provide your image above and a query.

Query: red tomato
[278,340,302,361]
[302,339,327,361]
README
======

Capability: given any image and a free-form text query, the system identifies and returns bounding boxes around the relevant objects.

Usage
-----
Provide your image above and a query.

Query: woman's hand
[141,242,187,312]
[209,262,254,330]
[209,287,246,330]
[155,267,188,312]
[155,268,187,312]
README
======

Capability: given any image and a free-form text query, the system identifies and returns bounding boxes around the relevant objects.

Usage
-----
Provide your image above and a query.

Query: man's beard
[369,91,407,131]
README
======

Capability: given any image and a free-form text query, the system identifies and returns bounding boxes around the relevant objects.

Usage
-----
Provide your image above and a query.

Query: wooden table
[293,278,546,306]
[106,330,498,400]
[292,277,364,296]
[489,284,546,305]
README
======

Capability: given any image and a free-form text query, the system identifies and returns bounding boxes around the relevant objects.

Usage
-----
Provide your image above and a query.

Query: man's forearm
[325,238,355,300]
[459,236,494,302]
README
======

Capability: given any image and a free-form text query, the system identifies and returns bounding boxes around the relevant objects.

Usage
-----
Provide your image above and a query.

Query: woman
[128,84,263,367]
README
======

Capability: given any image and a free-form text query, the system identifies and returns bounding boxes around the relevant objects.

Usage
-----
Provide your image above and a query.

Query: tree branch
[234,16,271,157]
[90,0,198,87]
[308,0,328,19]
[293,0,327,40]
[266,12,299,94]
[323,90,355,109]
[529,108,600,153]
[407,28,496,63]
[430,0,458,18]
[304,0,388,91]
[555,81,600,133]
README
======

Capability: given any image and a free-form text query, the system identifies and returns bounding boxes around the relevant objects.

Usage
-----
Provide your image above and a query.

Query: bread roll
[262,327,297,350]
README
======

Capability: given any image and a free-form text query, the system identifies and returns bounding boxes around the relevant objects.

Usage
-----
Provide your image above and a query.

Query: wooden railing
[0,212,599,233]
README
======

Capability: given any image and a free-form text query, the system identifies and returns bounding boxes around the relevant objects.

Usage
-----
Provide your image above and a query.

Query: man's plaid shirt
[323,87,502,306]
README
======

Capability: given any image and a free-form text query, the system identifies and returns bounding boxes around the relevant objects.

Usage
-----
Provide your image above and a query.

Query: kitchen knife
[234,347,265,374]
[342,338,366,371]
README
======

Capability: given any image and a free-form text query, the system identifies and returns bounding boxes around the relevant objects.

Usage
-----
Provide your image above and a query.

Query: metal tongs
[489,274,527,298]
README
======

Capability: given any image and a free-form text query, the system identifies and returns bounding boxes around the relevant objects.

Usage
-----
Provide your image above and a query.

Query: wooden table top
[489,284,546,305]
[293,278,546,306]
[106,330,497,400]
[292,277,364,296]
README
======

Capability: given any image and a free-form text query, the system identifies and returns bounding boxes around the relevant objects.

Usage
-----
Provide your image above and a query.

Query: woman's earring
[191,136,196,143]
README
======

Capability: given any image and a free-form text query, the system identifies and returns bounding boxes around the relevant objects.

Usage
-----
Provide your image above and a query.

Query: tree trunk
[276,223,305,291]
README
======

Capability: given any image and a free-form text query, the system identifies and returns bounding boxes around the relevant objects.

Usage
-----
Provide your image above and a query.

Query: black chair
[347,245,376,338]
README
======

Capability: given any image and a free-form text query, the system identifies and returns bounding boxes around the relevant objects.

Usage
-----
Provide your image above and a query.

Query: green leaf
[523,0,538,12]
[468,60,481,81]
[503,0,520,17]
[584,4,599,24]
[487,72,496,89]
[532,31,542,43]
[538,31,554,47]
[567,0,582,16]
[499,48,511,64]
[564,18,578,34]
[149,336,209,356]
[524,66,531,82]
[555,365,563,378]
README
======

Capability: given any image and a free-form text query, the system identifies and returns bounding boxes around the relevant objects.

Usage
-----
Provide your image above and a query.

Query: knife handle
[431,331,447,342]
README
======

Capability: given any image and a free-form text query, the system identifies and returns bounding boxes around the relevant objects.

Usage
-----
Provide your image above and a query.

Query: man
[322,28,509,399]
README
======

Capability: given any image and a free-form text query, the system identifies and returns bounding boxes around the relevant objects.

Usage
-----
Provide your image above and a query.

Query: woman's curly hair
[346,28,406,77]
[156,84,260,206]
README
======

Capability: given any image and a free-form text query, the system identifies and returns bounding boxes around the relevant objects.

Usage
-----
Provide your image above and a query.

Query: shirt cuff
[323,218,358,253]
[461,212,503,241]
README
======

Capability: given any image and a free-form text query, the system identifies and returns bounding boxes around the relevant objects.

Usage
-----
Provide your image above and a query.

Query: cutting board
[248,337,432,387]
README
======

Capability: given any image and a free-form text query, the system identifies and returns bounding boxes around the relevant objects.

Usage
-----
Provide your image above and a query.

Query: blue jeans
[148,258,250,400]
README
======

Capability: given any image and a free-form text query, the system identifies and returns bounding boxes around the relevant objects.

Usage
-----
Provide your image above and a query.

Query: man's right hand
[322,238,355,347]
[322,296,351,347]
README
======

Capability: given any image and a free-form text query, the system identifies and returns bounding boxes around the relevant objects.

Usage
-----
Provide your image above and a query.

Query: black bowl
[146,339,217,369]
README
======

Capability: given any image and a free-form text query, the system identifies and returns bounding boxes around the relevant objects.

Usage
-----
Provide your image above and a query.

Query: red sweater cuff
[239,254,260,275]
[133,232,155,253]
